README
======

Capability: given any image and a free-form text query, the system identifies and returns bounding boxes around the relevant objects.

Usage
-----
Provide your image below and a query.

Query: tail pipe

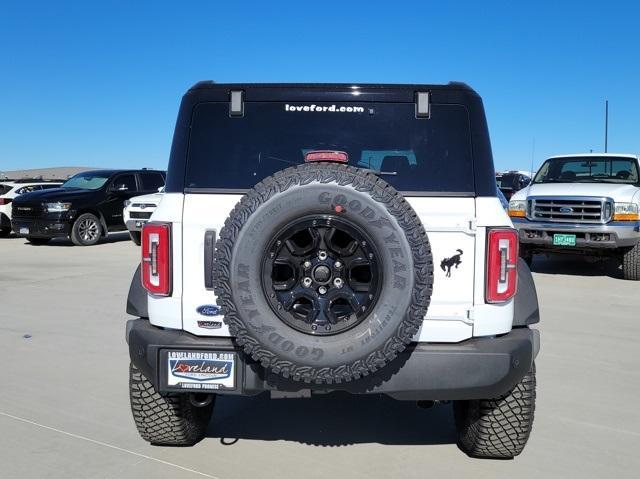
[189,393,215,408]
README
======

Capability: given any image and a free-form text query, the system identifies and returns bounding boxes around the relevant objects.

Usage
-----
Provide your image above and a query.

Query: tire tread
[455,364,536,458]
[129,363,213,446]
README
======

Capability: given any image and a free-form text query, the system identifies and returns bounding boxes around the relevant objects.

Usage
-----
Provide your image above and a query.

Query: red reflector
[486,228,518,303]
[304,150,349,163]
[141,223,172,296]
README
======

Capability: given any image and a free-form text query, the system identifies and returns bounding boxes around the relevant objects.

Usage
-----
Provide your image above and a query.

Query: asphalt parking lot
[1,234,639,479]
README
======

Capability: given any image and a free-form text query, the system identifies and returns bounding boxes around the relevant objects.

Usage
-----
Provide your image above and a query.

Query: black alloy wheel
[262,215,381,336]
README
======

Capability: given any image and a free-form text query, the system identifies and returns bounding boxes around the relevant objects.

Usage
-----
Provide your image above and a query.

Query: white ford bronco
[125,82,540,458]
[509,153,640,280]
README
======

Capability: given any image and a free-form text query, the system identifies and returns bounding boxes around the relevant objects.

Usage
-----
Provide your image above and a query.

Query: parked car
[11,169,165,245]
[0,179,63,236]
[123,188,164,245]
[496,170,531,200]
[125,82,540,458]
[508,153,640,279]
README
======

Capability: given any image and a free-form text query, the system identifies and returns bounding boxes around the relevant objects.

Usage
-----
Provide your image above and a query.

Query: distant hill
[0,166,99,181]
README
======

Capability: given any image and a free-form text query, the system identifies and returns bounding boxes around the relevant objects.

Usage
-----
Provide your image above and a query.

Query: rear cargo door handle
[204,229,216,290]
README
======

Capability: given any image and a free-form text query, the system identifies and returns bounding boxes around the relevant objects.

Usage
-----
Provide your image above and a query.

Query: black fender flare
[513,258,539,326]
[126,264,148,318]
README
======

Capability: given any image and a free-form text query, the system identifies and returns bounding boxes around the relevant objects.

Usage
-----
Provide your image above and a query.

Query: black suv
[11,169,165,246]
[496,171,531,200]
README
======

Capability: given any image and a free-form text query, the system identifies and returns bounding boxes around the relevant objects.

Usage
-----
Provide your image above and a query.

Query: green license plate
[553,234,577,246]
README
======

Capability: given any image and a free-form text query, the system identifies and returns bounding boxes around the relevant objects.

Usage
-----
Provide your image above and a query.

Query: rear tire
[129,231,141,246]
[27,237,50,245]
[71,213,103,246]
[129,363,214,446]
[454,363,536,459]
[622,243,640,280]
[0,228,11,237]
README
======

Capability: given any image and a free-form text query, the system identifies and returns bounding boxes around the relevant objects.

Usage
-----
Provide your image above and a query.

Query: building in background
[0,166,98,181]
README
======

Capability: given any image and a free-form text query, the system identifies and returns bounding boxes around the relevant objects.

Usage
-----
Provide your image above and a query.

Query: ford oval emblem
[196,304,221,317]
[559,207,573,213]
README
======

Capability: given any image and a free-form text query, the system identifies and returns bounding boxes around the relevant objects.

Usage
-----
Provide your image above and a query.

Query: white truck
[125,82,540,458]
[509,153,640,280]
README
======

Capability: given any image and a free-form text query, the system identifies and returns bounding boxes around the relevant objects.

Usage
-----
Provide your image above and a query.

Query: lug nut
[318,250,328,261]
[333,278,343,288]
[334,261,342,269]
[318,286,327,295]
[302,277,312,288]
[303,260,312,269]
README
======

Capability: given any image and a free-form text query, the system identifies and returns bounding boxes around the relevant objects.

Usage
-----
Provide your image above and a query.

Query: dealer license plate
[19,227,29,235]
[167,351,236,390]
[553,233,576,246]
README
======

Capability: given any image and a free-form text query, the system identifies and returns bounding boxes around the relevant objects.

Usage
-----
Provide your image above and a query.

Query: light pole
[604,100,609,153]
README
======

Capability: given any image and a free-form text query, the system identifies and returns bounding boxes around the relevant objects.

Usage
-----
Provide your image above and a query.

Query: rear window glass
[186,102,474,193]
[0,184,13,195]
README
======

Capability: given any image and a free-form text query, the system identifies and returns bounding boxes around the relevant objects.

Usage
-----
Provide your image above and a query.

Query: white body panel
[154,192,514,343]
[147,193,183,329]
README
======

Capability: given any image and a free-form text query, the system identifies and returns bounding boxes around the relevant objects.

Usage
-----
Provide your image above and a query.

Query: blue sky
[1,0,639,174]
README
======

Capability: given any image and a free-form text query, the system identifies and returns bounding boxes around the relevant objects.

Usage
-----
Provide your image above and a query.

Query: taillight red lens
[486,228,518,303]
[0,198,11,205]
[141,223,171,296]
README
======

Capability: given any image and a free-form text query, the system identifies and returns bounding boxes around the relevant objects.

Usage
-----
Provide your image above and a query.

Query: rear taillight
[141,222,171,296]
[486,228,518,303]
[0,198,11,205]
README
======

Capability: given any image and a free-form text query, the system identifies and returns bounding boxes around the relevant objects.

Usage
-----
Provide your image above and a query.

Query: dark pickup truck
[11,169,165,245]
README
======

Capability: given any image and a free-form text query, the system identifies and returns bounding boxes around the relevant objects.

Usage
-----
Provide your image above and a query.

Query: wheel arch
[126,264,148,318]
[74,208,109,235]
[513,258,540,326]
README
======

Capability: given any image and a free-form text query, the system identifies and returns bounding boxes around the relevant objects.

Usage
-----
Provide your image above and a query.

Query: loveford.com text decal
[285,104,365,113]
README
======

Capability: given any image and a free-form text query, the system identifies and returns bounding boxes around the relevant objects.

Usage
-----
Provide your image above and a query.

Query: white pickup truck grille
[527,196,613,224]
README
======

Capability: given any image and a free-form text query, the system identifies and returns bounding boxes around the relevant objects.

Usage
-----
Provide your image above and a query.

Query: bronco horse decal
[440,249,463,277]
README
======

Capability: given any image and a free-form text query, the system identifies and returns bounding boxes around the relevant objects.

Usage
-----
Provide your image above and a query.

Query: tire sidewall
[227,181,417,370]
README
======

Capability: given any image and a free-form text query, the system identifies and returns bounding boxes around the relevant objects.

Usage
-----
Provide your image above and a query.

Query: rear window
[0,184,13,195]
[186,102,474,193]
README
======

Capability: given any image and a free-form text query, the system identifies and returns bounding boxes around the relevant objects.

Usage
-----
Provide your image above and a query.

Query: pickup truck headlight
[124,199,132,207]
[508,200,527,218]
[613,202,640,221]
[43,202,72,213]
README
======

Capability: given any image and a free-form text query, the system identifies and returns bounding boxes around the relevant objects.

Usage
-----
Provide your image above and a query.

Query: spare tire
[213,162,433,384]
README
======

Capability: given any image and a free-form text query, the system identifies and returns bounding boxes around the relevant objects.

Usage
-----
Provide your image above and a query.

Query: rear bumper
[126,318,539,400]
[11,217,71,238]
[512,217,640,250]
